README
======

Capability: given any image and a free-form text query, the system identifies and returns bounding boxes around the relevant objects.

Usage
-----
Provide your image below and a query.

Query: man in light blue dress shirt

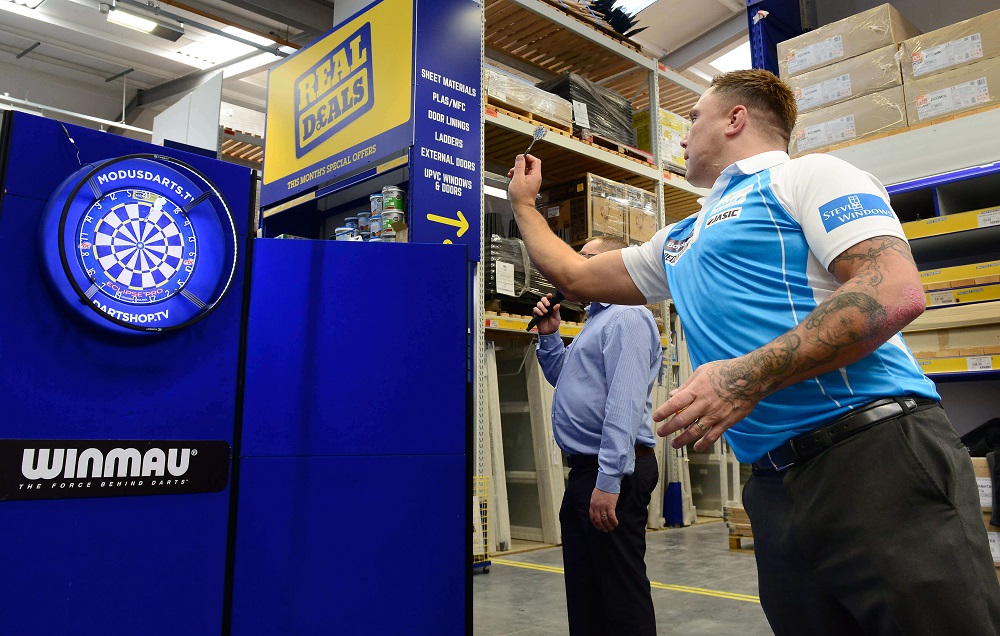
[533,235,663,636]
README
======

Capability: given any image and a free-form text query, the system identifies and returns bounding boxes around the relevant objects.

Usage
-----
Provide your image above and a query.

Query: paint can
[357,211,371,233]
[382,227,397,242]
[344,216,359,231]
[369,213,383,237]
[333,227,355,241]
[382,209,404,231]
[369,193,384,216]
[382,186,405,211]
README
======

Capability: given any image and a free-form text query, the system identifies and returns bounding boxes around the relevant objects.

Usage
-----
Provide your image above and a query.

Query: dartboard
[80,189,196,304]
[39,155,238,335]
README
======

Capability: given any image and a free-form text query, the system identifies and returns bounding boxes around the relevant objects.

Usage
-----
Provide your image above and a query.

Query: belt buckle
[767,450,794,471]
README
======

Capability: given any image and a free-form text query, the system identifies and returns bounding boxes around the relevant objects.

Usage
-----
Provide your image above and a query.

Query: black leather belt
[568,445,655,469]
[752,397,940,472]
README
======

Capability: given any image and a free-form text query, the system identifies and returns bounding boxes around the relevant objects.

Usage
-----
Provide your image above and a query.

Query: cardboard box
[789,86,906,157]
[787,45,902,113]
[632,107,690,172]
[542,174,628,245]
[778,4,920,79]
[900,9,1000,81]
[626,185,658,245]
[904,56,1000,125]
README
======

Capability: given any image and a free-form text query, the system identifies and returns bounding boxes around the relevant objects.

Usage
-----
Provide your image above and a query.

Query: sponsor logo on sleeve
[819,193,896,232]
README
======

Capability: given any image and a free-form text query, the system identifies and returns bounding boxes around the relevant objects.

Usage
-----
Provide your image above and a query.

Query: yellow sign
[262,0,413,187]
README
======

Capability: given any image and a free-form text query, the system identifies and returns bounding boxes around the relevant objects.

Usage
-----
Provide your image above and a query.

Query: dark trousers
[744,405,1000,635]
[560,455,658,636]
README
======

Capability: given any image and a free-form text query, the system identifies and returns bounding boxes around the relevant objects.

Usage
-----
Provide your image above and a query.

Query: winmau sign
[0,439,230,501]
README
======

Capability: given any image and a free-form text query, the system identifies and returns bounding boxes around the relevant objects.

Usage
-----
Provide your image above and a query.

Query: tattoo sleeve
[712,235,922,403]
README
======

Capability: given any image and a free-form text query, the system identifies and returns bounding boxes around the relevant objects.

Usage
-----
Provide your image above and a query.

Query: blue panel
[0,112,252,634]
[747,0,803,75]
[409,0,482,260]
[886,161,1000,195]
[241,238,467,457]
[231,454,466,635]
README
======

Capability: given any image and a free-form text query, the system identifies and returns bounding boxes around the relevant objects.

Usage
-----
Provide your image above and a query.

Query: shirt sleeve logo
[819,193,896,232]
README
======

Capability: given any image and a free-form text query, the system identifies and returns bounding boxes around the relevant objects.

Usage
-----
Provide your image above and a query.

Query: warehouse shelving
[480,0,711,548]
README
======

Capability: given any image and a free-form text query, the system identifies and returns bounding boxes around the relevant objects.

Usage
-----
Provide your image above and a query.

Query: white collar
[722,150,790,177]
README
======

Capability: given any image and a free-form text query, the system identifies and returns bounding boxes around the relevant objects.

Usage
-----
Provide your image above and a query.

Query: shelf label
[912,34,983,77]
[787,35,844,75]
[927,290,954,306]
[915,77,990,121]
[797,74,853,111]
[967,355,993,372]
[572,100,591,129]
[978,208,1000,228]
[979,477,993,508]
[496,260,515,296]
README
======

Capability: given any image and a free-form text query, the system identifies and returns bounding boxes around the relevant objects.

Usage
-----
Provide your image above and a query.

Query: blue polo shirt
[622,151,938,463]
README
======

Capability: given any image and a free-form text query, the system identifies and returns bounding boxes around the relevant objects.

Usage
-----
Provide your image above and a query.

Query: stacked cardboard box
[777,4,920,80]
[789,86,907,157]
[786,45,903,114]
[780,5,917,156]
[900,9,1000,126]
[626,185,658,245]
[542,173,630,245]
[632,107,690,173]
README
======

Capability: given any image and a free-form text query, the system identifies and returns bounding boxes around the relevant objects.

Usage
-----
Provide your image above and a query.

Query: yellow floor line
[491,558,760,604]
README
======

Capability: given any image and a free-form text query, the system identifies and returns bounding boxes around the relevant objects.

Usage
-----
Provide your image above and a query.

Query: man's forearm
[709,281,922,406]
[511,202,581,293]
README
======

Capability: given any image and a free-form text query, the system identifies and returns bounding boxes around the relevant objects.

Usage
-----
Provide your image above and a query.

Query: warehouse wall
[816,0,996,32]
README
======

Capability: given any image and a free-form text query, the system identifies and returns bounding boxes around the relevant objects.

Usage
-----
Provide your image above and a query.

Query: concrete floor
[473,519,773,635]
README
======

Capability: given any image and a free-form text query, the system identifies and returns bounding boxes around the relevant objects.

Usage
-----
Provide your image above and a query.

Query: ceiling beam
[661,12,746,71]
[213,0,333,37]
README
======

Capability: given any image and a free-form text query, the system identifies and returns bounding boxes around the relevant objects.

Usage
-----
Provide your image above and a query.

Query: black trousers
[560,454,658,636]
[744,405,1000,635]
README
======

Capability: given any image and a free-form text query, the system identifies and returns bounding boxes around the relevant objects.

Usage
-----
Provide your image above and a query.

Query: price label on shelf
[967,355,993,372]
[978,208,1000,228]
[927,291,954,306]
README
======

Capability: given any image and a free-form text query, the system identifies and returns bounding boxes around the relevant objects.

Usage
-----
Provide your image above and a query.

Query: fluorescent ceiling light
[484,185,507,200]
[709,41,752,73]
[3,0,45,8]
[611,0,656,16]
[106,7,184,41]
[176,26,274,69]
[688,67,713,83]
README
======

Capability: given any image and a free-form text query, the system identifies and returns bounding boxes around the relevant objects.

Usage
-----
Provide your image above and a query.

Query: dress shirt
[536,302,661,493]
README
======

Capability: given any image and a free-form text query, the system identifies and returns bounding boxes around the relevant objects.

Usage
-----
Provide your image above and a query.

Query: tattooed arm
[654,235,925,451]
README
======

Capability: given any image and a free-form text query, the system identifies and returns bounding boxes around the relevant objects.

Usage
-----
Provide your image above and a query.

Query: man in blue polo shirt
[507,69,1000,635]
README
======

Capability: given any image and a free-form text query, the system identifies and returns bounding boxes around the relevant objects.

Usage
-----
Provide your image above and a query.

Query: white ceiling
[0,0,745,134]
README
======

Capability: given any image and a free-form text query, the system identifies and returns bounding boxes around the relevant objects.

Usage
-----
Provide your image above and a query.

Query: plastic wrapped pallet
[900,9,1000,82]
[787,45,902,113]
[777,4,920,79]
[632,107,689,172]
[485,235,583,313]
[484,67,573,128]
[903,57,1000,126]
[542,173,629,245]
[535,73,637,147]
[789,86,907,157]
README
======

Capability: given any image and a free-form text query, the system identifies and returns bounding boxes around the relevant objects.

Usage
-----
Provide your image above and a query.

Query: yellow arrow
[426,211,469,237]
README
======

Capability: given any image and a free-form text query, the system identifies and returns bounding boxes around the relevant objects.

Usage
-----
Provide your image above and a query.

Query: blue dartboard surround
[38,154,239,334]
